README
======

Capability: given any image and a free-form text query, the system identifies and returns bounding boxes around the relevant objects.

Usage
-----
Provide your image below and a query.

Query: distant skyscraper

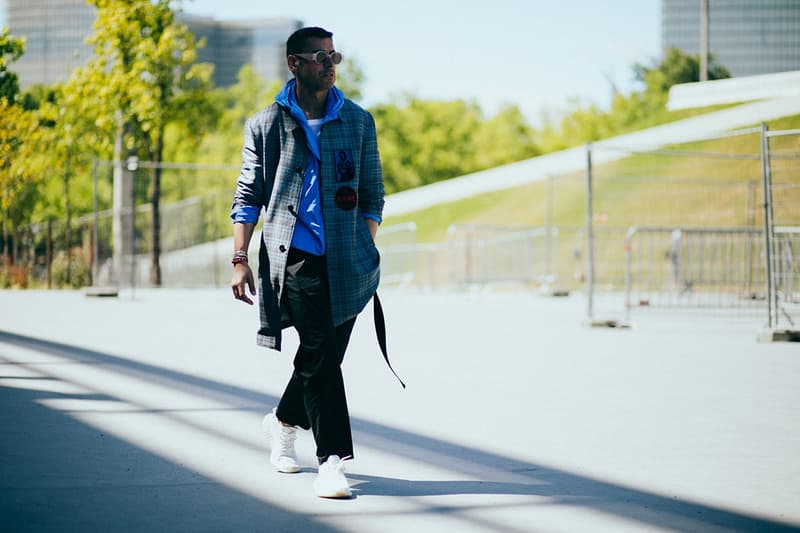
[662,0,800,77]
[5,0,300,88]
[178,15,300,87]
[7,0,95,86]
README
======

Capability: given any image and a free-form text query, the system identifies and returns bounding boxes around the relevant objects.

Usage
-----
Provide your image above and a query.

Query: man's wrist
[232,250,249,265]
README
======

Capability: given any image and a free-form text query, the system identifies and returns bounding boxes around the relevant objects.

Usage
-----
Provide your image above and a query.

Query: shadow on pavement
[1,330,798,533]
[0,378,342,533]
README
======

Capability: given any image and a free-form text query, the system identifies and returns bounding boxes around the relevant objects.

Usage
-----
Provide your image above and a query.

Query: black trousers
[275,248,356,463]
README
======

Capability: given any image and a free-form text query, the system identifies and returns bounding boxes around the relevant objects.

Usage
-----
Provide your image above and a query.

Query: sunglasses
[293,50,343,65]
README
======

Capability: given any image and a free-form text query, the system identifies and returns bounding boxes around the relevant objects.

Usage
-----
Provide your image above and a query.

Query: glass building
[5,0,300,88]
[662,0,800,76]
[7,0,95,86]
[175,15,300,87]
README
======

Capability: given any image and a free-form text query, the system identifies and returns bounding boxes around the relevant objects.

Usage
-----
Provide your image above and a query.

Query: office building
[5,0,299,88]
[662,0,800,76]
[173,15,300,87]
[7,0,95,87]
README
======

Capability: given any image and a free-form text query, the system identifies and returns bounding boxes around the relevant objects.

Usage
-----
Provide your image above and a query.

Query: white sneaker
[314,455,352,499]
[262,409,300,473]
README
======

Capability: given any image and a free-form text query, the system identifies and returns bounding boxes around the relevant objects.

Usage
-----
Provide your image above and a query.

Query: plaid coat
[232,100,385,350]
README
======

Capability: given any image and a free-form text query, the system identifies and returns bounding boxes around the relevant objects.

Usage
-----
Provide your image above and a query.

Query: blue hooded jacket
[231,78,344,256]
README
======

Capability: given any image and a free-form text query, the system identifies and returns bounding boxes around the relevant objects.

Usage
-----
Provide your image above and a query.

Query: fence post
[92,158,99,286]
[546,174,554,281]
[624,227,637,324]
[760,123,777,329]
[213,193,220,287]
[46,220,53,289]
[585,143,595,322]
[745,180,757,296]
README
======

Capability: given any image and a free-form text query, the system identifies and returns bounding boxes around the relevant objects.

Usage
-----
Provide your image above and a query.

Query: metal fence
[763,128,800,330]
[584,125,799,330]
[4,160,239,289]
[4,124,797,340]
[623,227,765,320]
[442,224,557,287]
[375,222,418,285]
[1,217,96,290]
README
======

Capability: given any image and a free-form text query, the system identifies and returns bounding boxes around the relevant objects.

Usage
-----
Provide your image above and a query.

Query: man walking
[230,26,384,499]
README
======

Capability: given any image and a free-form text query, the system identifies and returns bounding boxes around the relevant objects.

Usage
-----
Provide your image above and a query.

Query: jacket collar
[276,79,345,134]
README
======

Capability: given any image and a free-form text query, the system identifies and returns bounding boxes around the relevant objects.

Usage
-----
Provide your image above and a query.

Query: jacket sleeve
[358,111,385,222]
[230,116,264,223]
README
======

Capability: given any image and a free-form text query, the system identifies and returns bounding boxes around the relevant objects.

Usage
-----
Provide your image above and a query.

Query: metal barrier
[763,128,800,331]
[775,228,799,313]
[585,127,765,322]
[6,125,796,329]
[375,222,418,286]
[443,224,558,287]
[623,227,765,320]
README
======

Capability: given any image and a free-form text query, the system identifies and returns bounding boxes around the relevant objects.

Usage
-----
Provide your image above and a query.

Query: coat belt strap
[373,292,405,388]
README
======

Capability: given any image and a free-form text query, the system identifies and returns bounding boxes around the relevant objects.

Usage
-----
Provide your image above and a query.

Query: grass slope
[384,114,800,243]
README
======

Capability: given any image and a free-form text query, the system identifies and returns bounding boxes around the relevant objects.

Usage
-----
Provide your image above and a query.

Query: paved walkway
[1,289,799,532]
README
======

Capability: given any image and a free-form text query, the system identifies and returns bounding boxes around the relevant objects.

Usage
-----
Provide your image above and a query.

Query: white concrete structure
[384,96,800,217]
[667,70,800,111]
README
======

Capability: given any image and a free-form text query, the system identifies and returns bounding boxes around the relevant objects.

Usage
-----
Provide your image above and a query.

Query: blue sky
[2,0,662,123]
[180,0,662,123]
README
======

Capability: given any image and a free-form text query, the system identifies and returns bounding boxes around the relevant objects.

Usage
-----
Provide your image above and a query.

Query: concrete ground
[1,288,798,532]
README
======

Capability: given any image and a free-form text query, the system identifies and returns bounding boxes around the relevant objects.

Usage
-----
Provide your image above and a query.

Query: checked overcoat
[232,100,385,350]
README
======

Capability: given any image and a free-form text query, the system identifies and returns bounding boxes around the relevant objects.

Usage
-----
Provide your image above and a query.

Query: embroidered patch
[334,186,358,210]
[334,149,355,182]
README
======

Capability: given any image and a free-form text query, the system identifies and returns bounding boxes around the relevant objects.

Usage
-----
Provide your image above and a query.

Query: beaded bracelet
[232,250,249,265]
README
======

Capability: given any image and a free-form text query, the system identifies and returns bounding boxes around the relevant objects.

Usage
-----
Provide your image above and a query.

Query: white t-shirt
[307,118,323,138]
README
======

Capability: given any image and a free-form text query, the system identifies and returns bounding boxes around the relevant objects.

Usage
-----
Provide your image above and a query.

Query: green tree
[372,97,540,193]
[634,47,731,95]
[0,30,39,277]
[537,48,733,151]
[0,98,47,275]
[184,65,280,167]
[471,104,540,169]
[31,84,100,286]
[0,28,25,102]
[372,98,483,192]
[70,0,214,286]
[336,55,365,102]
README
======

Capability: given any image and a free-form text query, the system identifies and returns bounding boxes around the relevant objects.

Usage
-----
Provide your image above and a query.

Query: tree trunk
[150,129,162,286]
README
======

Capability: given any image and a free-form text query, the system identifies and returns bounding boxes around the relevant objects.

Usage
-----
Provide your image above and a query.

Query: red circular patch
[334,186,358,210]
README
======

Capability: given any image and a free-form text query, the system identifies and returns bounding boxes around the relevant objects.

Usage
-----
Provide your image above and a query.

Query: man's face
[290,37,337,93]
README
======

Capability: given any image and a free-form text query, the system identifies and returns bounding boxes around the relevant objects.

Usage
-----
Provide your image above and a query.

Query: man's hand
[366,219,379,240]
[231,263,256,305]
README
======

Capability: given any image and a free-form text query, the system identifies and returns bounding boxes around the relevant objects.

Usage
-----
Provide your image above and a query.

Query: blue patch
[335,149,355,182]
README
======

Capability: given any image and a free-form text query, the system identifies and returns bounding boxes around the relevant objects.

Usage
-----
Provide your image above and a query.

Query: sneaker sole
[271,459,301,474]
[315,487,352,499]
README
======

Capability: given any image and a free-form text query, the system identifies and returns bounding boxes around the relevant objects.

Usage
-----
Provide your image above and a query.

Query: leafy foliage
[0,98,46,228]
[335,56,365,102]
[2,13,741,287]
[0,28,25,102]
[536,47,732,152]
[372,97,539,193]
[634,47,731,94]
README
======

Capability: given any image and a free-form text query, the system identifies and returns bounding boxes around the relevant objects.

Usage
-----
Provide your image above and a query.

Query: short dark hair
[286,27,333,55]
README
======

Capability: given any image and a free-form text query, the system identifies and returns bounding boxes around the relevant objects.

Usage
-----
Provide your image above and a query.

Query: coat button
[279,245,287,253]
